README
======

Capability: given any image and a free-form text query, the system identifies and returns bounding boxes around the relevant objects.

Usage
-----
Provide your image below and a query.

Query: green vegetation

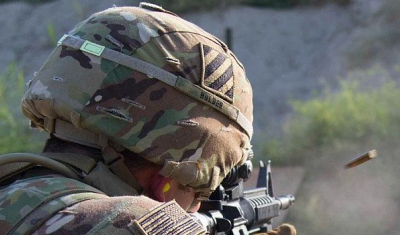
[0,64,46,154]
[268,65,400,234]
[46,22,57,46]
[263,65,400,165]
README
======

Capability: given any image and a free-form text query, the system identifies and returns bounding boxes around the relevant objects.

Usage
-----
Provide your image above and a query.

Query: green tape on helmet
[80,40,105,56]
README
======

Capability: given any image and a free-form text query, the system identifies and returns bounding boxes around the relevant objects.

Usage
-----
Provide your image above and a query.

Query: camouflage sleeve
[33,195,205,235]
[32,195,159,235]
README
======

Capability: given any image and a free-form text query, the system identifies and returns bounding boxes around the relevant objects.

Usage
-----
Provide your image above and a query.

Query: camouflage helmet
[21,3,253,197]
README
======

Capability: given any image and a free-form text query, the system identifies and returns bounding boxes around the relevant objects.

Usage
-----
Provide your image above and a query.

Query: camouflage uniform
[0,3,257,234]
[0,173,203,234]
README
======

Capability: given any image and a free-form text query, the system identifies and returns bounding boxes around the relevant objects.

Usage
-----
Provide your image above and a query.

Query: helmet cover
[21,4,253,195]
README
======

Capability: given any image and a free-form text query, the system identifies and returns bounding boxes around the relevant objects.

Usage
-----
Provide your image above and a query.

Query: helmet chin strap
[101,145,143,194]
[45,118,143,194]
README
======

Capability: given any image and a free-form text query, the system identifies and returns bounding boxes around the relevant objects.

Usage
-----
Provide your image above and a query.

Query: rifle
[192,153,295,235]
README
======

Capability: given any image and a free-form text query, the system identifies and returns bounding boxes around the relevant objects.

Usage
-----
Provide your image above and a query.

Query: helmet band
[58,34,253,139]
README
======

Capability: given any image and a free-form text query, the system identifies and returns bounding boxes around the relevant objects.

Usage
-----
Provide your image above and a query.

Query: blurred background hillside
[1,0,400,234]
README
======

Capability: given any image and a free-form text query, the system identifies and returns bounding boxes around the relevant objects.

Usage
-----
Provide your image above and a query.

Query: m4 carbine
[192,159,295,235]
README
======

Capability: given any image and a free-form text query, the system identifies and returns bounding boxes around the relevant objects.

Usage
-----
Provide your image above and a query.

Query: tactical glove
[258,223,297,235]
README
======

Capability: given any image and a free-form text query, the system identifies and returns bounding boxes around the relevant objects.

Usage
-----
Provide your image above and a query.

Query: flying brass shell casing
[344,150,377,169]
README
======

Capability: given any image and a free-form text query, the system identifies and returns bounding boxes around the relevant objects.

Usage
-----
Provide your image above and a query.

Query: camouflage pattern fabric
[0,175,107,235]
[0,174,205,235]
[33,195,205,235]
[21,4,253,196]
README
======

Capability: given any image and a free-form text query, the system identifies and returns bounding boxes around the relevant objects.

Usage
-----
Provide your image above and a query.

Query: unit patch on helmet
[201,44,234,103]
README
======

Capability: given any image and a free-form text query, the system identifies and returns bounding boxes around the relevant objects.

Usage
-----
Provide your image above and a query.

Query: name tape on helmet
[58,34,253,138]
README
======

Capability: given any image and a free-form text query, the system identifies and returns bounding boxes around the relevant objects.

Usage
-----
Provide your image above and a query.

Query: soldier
[0,3,295,235]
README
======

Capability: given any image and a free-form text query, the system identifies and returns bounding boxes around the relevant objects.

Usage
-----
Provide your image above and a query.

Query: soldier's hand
[256,223,296,235]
